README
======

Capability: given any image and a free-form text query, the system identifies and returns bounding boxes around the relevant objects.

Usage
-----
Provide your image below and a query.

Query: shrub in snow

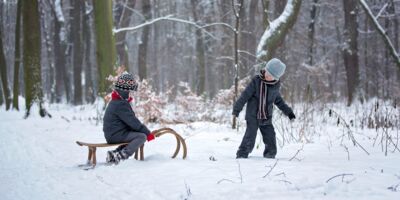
[133,79,167,123]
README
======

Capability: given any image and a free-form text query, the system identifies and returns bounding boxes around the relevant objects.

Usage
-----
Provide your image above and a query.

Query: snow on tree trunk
[256,0,302,63]
[358,0,400,70]
[93,0,116,96]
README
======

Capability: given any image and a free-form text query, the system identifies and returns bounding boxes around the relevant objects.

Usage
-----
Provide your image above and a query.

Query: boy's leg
[259,124,277,158]
[236,120,258,158]
[119,132,147,158]
[108,132,147,158]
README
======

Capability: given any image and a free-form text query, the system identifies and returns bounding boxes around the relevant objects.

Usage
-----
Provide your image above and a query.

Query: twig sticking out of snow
[263,160,278,178]
[289,144,304,161]
[184,181,192,199]
[237,160,243,184]
[328,108,370,155]
[341,144,350,161]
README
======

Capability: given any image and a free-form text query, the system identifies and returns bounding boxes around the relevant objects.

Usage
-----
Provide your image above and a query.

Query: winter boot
[110,150,129,164]
[106,150,116,163]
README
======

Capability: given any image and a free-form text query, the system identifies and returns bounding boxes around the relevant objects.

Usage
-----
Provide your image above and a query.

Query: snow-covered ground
[0,103,399,200]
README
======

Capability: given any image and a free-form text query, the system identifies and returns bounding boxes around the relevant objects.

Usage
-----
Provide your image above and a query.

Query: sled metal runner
[76,128,187,168]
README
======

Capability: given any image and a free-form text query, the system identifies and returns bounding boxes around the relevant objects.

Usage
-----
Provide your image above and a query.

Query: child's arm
[117,103,151,135]
[274,92,293,117]
[232,78,256,117]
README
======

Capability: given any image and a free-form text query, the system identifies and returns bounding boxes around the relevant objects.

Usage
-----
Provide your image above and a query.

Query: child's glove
[288,112,296,121]
[147,132,155,142]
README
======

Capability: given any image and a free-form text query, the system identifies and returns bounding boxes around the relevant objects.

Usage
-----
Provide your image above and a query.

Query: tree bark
[138,0,151,80]
[343,0,359,106]
[22,0,48,117]
[83,0,95,104]
[256,0,303,62]
[12,0,22,110]
[308,0,318,65]
[115,0,135,69]
[191,0,206,95]
[51,0,68,103]
[232,0,244,129]
[262,0,270,28]
[71,0,84,105]
[93,0,117,96]
[0,18,11,110]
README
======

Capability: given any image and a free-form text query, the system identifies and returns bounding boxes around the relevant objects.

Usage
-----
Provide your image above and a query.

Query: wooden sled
[76,128,187,168]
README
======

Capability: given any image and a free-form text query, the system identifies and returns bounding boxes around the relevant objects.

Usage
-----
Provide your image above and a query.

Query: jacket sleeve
[232,77,256,117]
[274,92,293,116]
[117,103,151,135]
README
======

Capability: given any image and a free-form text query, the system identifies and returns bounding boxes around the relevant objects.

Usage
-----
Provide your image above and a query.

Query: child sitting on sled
[103,72,155,164]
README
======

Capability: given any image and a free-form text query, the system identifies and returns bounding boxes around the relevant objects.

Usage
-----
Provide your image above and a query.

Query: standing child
[232,58,295,159]
[103,72,155,164]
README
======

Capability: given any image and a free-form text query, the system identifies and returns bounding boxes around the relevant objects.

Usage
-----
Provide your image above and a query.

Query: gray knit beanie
[265,58,286,80]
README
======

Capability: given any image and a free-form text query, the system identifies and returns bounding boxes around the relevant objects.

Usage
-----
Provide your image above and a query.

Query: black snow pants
[236,119,277,157]
[106,131,147,157]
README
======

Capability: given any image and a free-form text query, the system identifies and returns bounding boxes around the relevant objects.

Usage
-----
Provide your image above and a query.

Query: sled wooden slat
[76,141,144,167]
[76,128,187,168]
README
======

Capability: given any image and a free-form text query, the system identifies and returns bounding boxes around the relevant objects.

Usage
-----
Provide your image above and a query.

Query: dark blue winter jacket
[232,75,293,123]
[103,99,150,142]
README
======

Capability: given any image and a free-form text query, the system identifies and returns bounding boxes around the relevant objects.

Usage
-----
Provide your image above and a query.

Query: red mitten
[147,133,155,142]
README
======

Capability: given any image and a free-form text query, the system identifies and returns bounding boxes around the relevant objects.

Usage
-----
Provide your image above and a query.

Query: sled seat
[76,141,144,166]
[76,128,187,167]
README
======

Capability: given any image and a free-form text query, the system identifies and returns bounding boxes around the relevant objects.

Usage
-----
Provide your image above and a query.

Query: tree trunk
[308,0,318,65]
[343,0,359,106]
[138,0,151,80]
[232,0,244,129]
[256,0,303,62]
[71,0,84,105]
[83,1,95,104]
[115,0,135,68]
[52,0,68,103]
[22,0,48,117]
[191,0,206,95]
[0,19,11,110]
[12,0,22,110]
[93,0,117,96]
[262,0,270,28]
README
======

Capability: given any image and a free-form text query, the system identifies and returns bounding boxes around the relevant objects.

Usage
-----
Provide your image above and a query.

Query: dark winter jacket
[103,99,150,142]
[232,75,293,123]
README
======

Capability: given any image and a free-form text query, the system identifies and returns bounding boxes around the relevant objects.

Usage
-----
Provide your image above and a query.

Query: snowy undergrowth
[0,100,399,200]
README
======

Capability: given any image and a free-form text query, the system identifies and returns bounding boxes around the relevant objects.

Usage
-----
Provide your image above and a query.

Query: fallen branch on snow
[326,173,354,183]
